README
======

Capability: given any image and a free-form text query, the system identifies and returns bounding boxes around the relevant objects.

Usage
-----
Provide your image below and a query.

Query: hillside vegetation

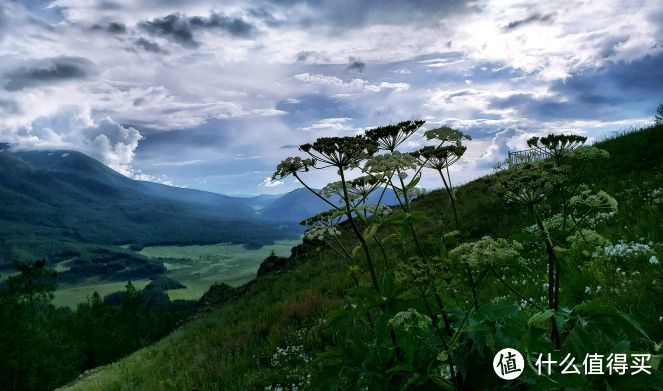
[64,124,662,390]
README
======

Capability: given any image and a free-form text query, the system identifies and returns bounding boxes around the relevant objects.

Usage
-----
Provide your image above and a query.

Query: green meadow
[50,239,301,307]
[139,239,301,301]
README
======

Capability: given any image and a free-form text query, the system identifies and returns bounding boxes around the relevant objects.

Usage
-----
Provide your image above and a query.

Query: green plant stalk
[437,169,461,231]
[372,236,391,270]
[339,169,381,293]
[292,172,341,211]
[422,293,458,387]
[436,168,479,311]
[531,204,562,349]
[395,167,427,262]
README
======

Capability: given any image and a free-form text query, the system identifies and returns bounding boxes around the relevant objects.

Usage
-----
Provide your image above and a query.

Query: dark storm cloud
[139,12,256,48]
[488,53,663,121]
[91,21,127,34]
[503,13,554,31]
[2,56,95,91]
[346,57,366,73]
[189,12,254,37]
[139,13,198,47]
[135,38,167,54]
[108,22,127,33]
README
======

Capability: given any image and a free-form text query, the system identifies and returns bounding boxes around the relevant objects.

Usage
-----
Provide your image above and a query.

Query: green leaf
[352,245,362,259]
[406,174,421,190]
[528,309,555,328]
[362,223,380,241]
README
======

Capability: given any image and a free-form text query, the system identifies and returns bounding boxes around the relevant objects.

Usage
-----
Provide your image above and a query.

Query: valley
[48,240,300,307]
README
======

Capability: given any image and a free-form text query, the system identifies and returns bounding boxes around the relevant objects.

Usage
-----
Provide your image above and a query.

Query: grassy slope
[63,125,663,390]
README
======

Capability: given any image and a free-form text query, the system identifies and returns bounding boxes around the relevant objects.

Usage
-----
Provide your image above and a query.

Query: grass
[140,239,301,301]
[61,124,663,390]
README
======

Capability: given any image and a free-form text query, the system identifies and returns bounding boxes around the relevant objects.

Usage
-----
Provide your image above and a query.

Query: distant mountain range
[0,145,398,263]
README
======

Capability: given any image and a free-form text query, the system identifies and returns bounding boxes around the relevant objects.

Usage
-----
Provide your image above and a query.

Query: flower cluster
[569,146,610,160]
[395,257,443,286]
[365,120,425,151]
[303,226,340,241]
[594,240,658,264]
[488,161,568,206]
[423,126,471,143]
[374,204,393,218]
[648,187,663,206]
[449,236,524,268]
[364,151,419,175]
[388,308,431,333]
[270,344,311,367]
[567,229,611,255]
[273,156,315,179]
[569,190,618,213]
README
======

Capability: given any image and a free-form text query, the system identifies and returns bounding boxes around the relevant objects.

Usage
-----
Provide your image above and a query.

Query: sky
[0,0,661,196]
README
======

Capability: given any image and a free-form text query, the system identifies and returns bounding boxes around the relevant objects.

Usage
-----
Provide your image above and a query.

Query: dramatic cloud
[134,38,166,53]
[5,106,143,176]
[91,21,127,34]
[2,56,95,91]
[139,11,255,48]
[0,0,660,194]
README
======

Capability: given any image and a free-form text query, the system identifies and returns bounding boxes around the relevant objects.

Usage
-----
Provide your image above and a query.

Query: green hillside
[0,147,298,263]
[63,124,663,390]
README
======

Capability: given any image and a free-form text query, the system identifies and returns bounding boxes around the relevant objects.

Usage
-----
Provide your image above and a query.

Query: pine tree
[655,103,663,125]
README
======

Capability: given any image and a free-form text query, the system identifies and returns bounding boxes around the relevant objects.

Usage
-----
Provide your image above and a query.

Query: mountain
[0,146,298,262]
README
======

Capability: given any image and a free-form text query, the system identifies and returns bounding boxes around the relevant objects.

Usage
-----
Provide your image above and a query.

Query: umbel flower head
[395,257,443,286]
[272,156,315,180]
[388,308,431,333]
[569,189,618,213]
[320,181,347,200]
[364,151,419,176]
[527,134,587,163]
[489,161,568,206]
[299,136,378,169]
[300,209,341,227]
[569,146,610,161]
[348,175,382,199]
[411,144,467,170]
[423,126,471,144]
[365,120,425,151]
[303,225,341,241]
[449,236,524,268]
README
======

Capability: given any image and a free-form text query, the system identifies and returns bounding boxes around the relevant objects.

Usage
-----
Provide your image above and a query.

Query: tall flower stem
[437,168,478,310]
[339,169,380,293]
[532,204,561,349]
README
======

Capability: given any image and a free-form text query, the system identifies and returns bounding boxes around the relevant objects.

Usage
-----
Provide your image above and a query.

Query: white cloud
[300,117,354,132]
[4,105,146,178]
[294,73,410,93]
[260,176,283,187]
